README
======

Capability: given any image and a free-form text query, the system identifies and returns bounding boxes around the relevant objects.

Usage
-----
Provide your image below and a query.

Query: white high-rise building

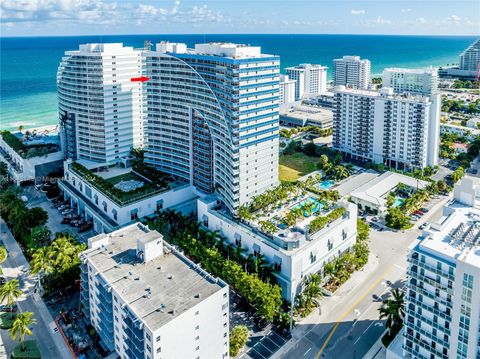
[144,42,280,214]
[57,43,145,164]
[333,55,371,89]
[279,74,296,104]
[383,68,439,96]
[286,63,327,99]
[333,86,440,169]
[460,38,480,72]
[80,223,229,359]
[403,177,480,359]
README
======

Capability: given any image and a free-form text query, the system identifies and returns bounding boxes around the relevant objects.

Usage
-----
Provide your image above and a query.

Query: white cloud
[450,14,461,24]
[416,17,427,24]
[401,8,412,13]
[0,0,120,25]
[360,16,392,26]
[351,9,365,15]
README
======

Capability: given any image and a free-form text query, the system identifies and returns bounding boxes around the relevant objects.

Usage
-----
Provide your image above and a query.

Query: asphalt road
[280,194,450,359]
[0,218,73,359]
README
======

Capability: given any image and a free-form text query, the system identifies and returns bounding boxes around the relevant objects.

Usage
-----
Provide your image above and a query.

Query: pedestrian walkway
[0,217,73,359]
[362,330,387,359]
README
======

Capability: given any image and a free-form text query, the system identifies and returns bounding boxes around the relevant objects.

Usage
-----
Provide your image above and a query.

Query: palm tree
[0,246,7,263]
[378,288,405,336]
[9,312,36,352]
[238,205,253,221]
[0,279,22,317]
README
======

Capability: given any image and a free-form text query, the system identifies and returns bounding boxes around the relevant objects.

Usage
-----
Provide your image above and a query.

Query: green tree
[451,166,465,183]
[229,325,249,357]
[437,179,447,193]
[0,279,22,315]
[29,235,86,293]
[237,205,253,221]
[27,207,48,228]
[0,246,7,263]
[378,288,405,336]
[9,312,36,352]
[319,154,329,169]
[385,207,411,230]
[30,226,51,246]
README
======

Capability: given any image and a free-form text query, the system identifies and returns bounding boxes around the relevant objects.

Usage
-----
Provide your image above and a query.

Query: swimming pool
[392,198,405,208]
[291,197,326,216]
[318,180,335,190]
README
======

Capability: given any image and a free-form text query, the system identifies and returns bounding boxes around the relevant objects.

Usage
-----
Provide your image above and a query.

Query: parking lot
[23,185,98,243]
[230,291,289,359]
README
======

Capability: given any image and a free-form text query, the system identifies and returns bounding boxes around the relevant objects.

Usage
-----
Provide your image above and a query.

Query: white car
[420,222,430,230]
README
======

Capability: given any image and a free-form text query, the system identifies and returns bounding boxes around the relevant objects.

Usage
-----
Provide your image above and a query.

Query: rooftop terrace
[82,224,227,331]
[420,201,480,267]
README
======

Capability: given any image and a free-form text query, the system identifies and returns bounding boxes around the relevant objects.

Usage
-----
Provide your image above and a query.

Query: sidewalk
[362,330,387,359]
[0,218,74,359]
[272,252,380,359]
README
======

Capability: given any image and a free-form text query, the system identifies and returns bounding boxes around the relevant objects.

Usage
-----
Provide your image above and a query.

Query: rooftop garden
[0,131,59,159]
[70,162,175,206]
[238,178,345,238]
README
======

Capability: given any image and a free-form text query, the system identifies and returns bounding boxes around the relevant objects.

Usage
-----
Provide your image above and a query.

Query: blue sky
[1,0,479,36]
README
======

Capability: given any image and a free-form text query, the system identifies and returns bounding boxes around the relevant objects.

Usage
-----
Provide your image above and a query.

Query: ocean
[0,34,476,131]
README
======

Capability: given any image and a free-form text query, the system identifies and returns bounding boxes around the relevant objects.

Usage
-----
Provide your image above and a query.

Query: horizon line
[1,33,478,39]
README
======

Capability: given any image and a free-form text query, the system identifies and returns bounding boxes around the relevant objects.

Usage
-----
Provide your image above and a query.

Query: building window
[156,336,160,342]
[156,348,161,354]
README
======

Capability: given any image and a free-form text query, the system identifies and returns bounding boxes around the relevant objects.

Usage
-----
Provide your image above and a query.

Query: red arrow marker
[130,76,150,83]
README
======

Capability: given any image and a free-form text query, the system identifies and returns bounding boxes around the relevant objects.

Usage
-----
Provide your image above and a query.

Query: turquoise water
[393,198,405,208]
[1,35,476,131]
[318,179,335,190]
[291,197,325,216]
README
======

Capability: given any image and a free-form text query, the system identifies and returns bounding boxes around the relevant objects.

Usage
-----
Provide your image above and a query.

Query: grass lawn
[279,152,320,181]
[12,340,41,359]
[105,172,145,185]
[0,312,15,329]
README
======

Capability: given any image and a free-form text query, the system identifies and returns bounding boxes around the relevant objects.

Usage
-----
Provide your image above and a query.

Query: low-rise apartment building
[80,223,229,359]
[198,195,357,300]
[0,131,63,185]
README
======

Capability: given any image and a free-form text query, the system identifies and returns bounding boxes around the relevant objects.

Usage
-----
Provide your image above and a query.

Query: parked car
[420,222,430,230]
[371,217,378,222]
[0,276,6,285]
[420,207,430,213]
[0,304,18,312]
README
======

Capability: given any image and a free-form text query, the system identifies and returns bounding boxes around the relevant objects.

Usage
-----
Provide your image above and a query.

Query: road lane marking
[394,264,406,271]
[304,348,312,356]
[353,320,376,345]
[314,267,393,359]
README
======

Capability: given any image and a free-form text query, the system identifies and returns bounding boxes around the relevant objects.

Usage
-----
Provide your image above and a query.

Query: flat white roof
[419,202,480,268]
[83,224,226,331]
[350,171,429,208]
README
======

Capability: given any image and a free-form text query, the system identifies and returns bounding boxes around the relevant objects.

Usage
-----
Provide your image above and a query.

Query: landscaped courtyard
[239,180,345,240]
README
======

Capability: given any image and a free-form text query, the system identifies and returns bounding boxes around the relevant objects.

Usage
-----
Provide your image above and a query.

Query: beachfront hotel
[144,42,280,214]
[286,63,328,100]
[382,68,439,96]
[57,43,145,164]
[56,41,359,301]
[80,223,229,359]
[333,55,371,90]
[389,177,480,359]
[332,86,440,170]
